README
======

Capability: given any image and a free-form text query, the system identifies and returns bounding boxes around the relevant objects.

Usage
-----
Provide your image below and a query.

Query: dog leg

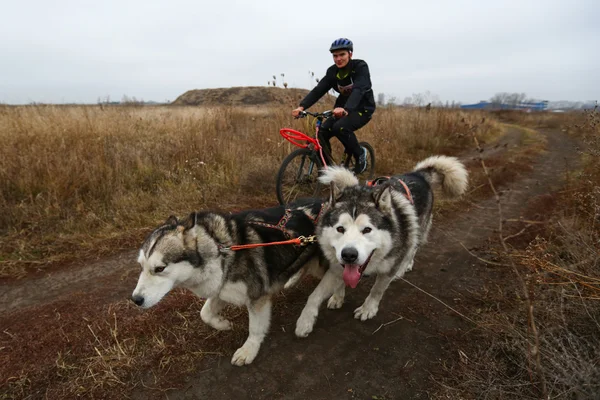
[404,249,416,273]
[283,269,305,290]
[231,295,272,366]
[284,257,325,289]
[395,247,418,277]
[295,268,340,337]
[354,273,394,321]
[200,297,232,331]
[405,259,414,272]
[327,283,345,309]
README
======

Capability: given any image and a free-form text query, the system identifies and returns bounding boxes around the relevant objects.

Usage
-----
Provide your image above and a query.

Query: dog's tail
[414,155,468,198]
[318,166,359,190]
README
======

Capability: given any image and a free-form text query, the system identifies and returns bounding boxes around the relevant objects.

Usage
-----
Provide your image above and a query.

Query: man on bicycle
[292,38,375,175]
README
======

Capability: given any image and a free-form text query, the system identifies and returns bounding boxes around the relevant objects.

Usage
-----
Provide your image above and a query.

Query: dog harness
[246,203,326,239]
[246,209,296,240]
[367,176,414,205]
[219,204,326,251]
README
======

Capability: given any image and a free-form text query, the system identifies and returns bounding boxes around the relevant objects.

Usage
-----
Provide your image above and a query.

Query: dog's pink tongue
[343,265,361,288]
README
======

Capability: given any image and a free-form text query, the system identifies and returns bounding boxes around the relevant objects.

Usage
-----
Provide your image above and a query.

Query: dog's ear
[373,183,393,212]
[165,215,178,226]
[181,212,197,231]
[329,182,343,207]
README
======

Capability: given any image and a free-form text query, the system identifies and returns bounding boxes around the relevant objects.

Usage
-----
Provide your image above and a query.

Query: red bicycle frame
[279,112,331,168]
[279,128,321,150]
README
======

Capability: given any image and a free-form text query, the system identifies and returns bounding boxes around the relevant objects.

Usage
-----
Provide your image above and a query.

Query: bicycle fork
[295,153,318,183]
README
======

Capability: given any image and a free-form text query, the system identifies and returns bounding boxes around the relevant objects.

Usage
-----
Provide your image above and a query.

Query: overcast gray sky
[1,0,598,105]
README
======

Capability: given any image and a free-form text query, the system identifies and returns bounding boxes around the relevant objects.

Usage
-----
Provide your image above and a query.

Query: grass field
[0,104,501,278]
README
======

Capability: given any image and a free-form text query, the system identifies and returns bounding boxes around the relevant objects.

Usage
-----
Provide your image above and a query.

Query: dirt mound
[172,86,329,107]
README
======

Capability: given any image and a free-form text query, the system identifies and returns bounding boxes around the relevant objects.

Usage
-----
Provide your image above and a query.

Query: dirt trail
[0,250,138,314]
[0,128,580,400]
[133,129,578,399]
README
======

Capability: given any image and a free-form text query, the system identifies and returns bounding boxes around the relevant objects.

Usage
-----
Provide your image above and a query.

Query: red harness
[367,177,414,205]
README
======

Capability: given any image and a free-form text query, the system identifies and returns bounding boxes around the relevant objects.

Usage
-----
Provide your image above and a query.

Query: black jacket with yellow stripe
[299,59,376,114]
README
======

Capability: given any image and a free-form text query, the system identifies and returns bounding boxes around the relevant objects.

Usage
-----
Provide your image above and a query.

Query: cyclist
[292,38,375,174]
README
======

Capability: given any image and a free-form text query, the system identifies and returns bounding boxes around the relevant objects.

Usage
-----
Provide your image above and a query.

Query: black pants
[318,111,372,161]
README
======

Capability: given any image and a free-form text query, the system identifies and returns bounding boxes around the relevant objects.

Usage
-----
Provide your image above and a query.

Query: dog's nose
[131,295,144,306]
[341,247,359,263]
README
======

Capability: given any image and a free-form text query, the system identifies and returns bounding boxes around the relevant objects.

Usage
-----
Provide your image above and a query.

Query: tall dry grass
[0,104,501,277]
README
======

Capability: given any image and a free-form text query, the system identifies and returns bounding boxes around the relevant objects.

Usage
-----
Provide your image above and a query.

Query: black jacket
[299,59,376,113]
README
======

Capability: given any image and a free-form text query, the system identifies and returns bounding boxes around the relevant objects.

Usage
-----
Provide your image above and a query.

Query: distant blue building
[460,101,493,110]
[461,100,548,111]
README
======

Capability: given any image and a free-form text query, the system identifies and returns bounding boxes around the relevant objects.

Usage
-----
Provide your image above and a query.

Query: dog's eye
[336,226,345,234]
[155,266,166,273]
[362,227,372,234]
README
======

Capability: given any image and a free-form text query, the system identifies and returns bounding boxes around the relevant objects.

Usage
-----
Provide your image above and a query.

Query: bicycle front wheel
[344,142,376,180]
[276,148,325,205]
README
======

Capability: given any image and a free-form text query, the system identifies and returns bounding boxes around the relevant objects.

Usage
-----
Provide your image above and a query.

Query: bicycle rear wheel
[276,148,326,205]
[344,142,376,180]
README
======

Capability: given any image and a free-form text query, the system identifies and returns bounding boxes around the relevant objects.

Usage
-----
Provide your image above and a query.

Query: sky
[1,0,598,105]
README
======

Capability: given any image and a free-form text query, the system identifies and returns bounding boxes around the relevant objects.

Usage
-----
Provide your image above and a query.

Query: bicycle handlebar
[295,110,334,119]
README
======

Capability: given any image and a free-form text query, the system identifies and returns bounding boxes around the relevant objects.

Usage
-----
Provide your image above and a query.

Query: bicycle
[275,110,376,205]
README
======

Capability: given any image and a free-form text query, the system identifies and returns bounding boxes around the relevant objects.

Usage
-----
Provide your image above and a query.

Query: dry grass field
[0,103,500,278]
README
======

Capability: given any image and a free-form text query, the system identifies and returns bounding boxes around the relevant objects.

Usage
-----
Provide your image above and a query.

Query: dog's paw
[327,294,344,309]
[231,342,259,366]
[354,301,379,321]
[211,317,233,331]
[295,311,316,338]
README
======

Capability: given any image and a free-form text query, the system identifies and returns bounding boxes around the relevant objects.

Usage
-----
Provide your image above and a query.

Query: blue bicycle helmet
[329,38,353,53]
